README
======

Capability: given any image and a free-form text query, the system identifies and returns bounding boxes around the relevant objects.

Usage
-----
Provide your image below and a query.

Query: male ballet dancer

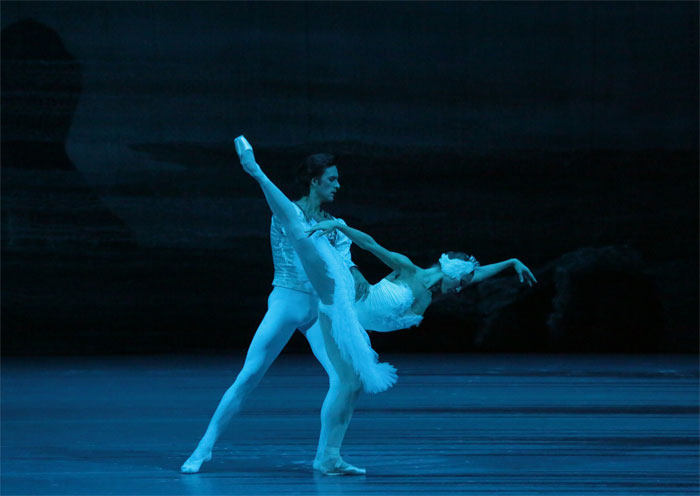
[181,150,370,475]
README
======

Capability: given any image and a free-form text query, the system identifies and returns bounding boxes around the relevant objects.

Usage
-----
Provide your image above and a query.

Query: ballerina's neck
[417,266,443,293]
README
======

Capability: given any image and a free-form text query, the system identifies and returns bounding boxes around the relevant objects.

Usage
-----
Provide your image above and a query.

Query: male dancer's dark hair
[296,153,337,193]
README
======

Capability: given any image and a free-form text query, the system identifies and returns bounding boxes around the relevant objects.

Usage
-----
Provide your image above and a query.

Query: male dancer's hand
[350,268,370,301]
[306,221,370,300]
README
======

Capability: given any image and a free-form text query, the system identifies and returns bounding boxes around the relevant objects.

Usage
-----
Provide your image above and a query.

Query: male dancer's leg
[303,321,363,474]
[181,287,317,474]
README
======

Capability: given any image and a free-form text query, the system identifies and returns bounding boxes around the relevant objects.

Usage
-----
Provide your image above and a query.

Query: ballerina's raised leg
[235,136,395,472]
[180,138,389,475]
[235,136,394,383]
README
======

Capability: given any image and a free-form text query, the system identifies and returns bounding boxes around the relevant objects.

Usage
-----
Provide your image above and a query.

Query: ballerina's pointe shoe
[313,458,367,476]
[180,452,212,474]
[234,135,252,157]
[234,135,260,177]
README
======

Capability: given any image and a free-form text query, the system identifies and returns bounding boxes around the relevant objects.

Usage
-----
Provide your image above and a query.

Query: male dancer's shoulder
[271,202,309,236]
[321,210,348,226]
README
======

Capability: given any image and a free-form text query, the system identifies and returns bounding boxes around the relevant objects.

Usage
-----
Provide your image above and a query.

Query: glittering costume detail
[355,279,423,332]
[271,206,354,294]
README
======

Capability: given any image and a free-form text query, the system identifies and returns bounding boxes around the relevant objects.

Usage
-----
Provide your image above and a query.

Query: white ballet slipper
[180,452,212,474]
[313,458,366,476]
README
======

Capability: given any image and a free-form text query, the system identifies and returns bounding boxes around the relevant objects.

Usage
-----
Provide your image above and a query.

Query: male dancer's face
[311,166,340,204]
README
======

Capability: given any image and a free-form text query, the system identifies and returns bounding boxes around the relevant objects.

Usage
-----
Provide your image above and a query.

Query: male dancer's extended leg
[181,288,317,474]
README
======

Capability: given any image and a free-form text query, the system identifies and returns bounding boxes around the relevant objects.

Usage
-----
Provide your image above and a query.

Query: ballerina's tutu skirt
[355,279,423,333]
[312,235,397,394]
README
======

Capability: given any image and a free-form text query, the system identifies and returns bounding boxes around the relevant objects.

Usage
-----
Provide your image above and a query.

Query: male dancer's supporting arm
[332,222,370,300]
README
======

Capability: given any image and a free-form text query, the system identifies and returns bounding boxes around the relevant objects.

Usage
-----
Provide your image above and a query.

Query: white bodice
[355,278,423,333]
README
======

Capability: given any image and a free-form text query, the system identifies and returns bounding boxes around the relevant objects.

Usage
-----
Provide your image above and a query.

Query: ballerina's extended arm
[307,220,418,275]
[472,259,537,286]
[309,221,538,287]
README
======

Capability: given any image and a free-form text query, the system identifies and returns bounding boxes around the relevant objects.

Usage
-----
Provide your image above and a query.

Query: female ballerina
[306,223,538,334]
[233,135,537,474]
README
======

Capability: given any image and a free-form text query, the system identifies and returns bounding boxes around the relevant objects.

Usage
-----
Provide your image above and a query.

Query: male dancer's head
[297,153,339,204]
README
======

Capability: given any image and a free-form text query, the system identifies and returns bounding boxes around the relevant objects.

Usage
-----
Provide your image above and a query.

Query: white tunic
[270,204,354,294]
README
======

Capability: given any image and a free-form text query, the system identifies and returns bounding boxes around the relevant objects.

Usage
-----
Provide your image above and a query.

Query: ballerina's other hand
[513,259,538,287]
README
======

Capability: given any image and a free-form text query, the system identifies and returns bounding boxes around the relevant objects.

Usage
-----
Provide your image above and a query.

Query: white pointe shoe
[234,135,252,157]
[313,458,366,476]
[234,135,261,177]
[180,452,212,474]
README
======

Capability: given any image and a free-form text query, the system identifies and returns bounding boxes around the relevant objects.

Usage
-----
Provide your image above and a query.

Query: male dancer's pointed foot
[313,458,366,476]
[180,451,212,474]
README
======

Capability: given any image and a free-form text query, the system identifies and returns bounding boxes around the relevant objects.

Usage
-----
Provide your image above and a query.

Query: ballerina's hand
[513,259,538,287]
[305,220,340,237]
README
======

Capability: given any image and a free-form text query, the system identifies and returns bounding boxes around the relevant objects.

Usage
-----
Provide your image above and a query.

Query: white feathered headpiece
[439,253,479,289]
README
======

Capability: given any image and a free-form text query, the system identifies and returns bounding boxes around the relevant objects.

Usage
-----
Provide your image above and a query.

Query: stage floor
[2,353,698,495]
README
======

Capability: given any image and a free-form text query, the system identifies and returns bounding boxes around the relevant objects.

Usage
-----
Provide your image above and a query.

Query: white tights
[185,287,360,466]
[184,161,363,472]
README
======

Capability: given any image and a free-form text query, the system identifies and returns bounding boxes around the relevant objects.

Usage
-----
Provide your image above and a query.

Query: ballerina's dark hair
[296,153,337,193]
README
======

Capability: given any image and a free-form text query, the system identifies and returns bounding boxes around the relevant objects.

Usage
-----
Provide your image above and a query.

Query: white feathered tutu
[355,279,423,333]
[311,233,397,394]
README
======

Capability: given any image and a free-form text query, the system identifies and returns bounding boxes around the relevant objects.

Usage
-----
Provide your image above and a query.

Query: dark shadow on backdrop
[0,16,696,355]
[1,19,135,352]
[1,18,132,247]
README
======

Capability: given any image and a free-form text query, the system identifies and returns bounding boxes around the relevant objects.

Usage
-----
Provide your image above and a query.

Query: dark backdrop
[2,1,698,354]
